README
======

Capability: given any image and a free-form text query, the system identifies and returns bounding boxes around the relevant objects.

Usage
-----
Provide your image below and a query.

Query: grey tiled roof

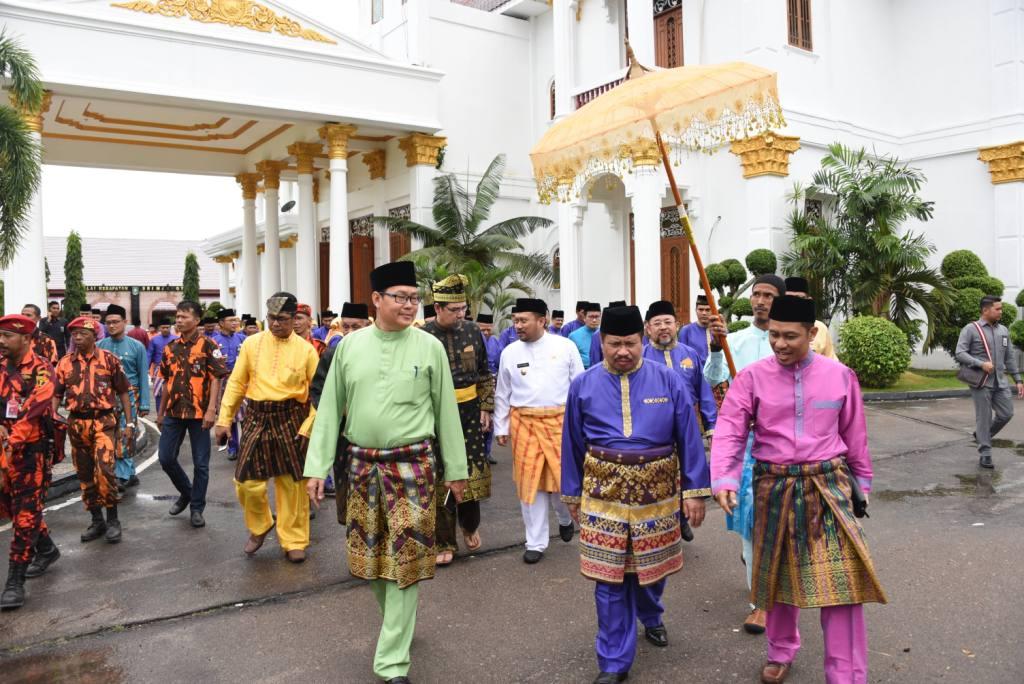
[44,236,219,290]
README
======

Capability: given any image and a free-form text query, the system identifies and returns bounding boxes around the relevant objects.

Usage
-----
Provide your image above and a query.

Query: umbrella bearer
[53,316,133,544]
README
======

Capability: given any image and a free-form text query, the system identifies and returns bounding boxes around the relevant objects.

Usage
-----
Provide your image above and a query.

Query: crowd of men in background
[4,269,1021,684]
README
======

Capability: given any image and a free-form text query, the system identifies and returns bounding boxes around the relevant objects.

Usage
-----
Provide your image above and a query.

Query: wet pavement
[1,398,1023,683]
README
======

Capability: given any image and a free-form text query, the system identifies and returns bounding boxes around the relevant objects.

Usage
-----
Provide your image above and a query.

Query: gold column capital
[255,159,287,189]
[287,141,323,175]
[235,172,262,200]
[279,236,297,248]
[629,139,660,168]
[729,132,801,178]
[257,243,266,255]
[9,90,53,133]
[212,254,235,264]
[318,123,358,159]
[978,141,1024,184]
[363,149,386,180]
[398,133,447,167]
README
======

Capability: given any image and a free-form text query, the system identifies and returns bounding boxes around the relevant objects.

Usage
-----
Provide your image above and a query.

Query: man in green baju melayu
[305,261,468,684]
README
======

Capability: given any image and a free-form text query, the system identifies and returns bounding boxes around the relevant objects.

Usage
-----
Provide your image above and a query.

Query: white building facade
[5,1,1024,355]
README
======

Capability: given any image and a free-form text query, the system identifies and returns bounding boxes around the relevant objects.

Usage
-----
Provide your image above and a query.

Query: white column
[320,125,357,310]
[256,160,283,300]
[400,133,447,253]
[235,173,261,317]
[4,93,51,314]
[625,0,655,66]
[216,258,233,307]
[553,0,577,117]
[280,240,296,294]
[556,201,582,312]
[629,173,664,309]
[288,142,322,309]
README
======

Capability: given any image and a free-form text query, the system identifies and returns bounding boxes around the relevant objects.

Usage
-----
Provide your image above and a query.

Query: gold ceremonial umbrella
[530,54,785,376]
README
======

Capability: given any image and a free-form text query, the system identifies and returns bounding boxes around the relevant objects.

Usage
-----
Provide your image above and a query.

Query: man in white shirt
[494,298,585,563]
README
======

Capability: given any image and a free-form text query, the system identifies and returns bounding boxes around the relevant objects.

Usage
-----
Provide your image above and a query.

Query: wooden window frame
[787,0,813,51]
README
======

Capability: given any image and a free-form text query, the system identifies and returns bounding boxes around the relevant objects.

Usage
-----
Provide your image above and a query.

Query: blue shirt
[483,334,501,374]
[98,335,151,411]
[642,340,717,432]
[569,326,598,368]
[589,330,604,366]
[210,330,247,371]
[679,322,711,366]
[496,326,518,356]
[561,359,710,500]
[312,325,330,341]
[560,319,585,338]
[147,332,178,370]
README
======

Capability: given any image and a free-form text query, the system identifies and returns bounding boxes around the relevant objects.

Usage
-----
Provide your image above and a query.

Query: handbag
[956,322,992,389]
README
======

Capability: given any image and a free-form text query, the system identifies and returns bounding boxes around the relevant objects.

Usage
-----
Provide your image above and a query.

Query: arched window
[549,79,556,120]
[552,246,561,290]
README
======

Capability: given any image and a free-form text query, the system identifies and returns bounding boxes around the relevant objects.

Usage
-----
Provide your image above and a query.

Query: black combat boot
[105,506,122,543]
[0,561,28,610]
[25,534,61,578]
[81,508,107,542]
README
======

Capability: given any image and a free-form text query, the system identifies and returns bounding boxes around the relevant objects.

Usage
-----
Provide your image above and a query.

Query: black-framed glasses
[380,291,421,306]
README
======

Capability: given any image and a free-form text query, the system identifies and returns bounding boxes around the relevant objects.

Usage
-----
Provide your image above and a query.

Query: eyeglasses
[444,305,468,314]
[380,292,420,306]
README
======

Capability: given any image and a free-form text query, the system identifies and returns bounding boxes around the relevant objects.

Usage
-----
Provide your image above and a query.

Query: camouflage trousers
[69,412,120,510]
[0,446,52,563]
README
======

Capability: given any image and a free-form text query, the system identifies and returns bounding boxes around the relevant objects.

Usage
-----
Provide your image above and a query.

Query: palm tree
[0,31,45,266]
[375,154,554,292]
[782,144,952,347]
[407,253,532,327]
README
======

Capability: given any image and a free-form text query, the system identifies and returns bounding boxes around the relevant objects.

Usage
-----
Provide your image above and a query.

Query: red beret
[296,303,312,317]
[67,316,99,334]
[0,314,36,335]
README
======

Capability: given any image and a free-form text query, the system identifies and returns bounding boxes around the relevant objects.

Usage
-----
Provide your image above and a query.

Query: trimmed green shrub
[838,316,911,388]
[721,258,747,288]
[728,320,751,333]
[934,287,985,357]
[1001,301,1018,327]
[941,250,988,280]
[731,297,753,318]
[745,249,777,277]
[718,295,735,313]
[706,263,729,291]
[204,301,224,318]
[1011,319,1024,351]
[950,275,1004,295]
[1017,290,1024,308]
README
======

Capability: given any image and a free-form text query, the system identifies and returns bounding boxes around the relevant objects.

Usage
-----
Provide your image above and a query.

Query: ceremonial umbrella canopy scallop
[530,50,785,376]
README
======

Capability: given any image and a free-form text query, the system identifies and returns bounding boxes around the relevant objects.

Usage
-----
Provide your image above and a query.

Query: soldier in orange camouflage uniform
[294,304,327,357]
[0,314,59,610]
[53,316,133,546]
[20,304,59,366]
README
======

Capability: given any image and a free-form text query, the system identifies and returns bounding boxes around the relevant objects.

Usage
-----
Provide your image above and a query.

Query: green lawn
[863,369,963,393]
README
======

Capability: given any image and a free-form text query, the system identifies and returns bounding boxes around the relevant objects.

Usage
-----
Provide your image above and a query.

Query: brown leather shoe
[760,661,790,683]
[243,523,275,555]
[743,608,767,634]
[285,549,306,563]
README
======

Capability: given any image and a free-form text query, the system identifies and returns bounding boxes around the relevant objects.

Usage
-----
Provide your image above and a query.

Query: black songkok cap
[340,302,369,320]
[753,274,787,295]
[574,300,588,311]
[91,308,102,315]
[242,316,258,326]
[784,276,810,294]
[600,306,644,336]
[266,292,298,316]
[769,295,816,323]
[217,308,236,320]
[696,294,709,306]
[159,318,173,326]
[370,261,417,292]
[551,310,564,318]
[476,313,494,324]
[645,300,676,322]
[583,302,601,313]
[320,310,336,319]
[607,300,627,309]
[79,303,91,313]
[105,304,127,319]
[514,298,547,315]
[201,316,217,325]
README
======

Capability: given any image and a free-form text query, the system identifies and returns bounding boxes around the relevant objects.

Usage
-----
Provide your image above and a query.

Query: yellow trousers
[234,476,310,551]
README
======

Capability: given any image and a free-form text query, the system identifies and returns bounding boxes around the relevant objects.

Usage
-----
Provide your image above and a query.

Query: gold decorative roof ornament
[978,141,1024,184]
[111,0,337,44]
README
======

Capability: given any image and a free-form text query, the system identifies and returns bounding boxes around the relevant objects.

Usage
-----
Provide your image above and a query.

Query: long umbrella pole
[654,128,738,378]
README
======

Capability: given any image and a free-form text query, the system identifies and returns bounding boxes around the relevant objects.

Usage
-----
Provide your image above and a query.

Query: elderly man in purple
[711,296,887,684]
[562,306,710,684]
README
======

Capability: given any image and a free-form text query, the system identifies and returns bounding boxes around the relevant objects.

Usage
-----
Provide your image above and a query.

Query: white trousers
[521,491,572,552]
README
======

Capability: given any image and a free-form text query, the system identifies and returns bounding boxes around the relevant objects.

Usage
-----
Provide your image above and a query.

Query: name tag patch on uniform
[6,398,20,419]
[643,397,669,404]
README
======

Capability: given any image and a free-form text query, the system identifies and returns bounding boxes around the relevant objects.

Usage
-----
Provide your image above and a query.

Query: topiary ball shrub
[838,316,911,389]
[706,263,729,291]
[941,250,988,280]
[731,297,753,318]
[1017,290,1024,308]
[745,249,777,277]
[950,275,1004,296]
[721,258,748,287]
[1001,301,1018,327]
[728,320,751,333]
[718,295,735,312]
[1011,319,1024,351]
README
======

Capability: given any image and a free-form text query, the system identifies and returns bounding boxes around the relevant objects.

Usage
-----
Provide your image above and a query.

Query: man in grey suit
[955,295,1024,469]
